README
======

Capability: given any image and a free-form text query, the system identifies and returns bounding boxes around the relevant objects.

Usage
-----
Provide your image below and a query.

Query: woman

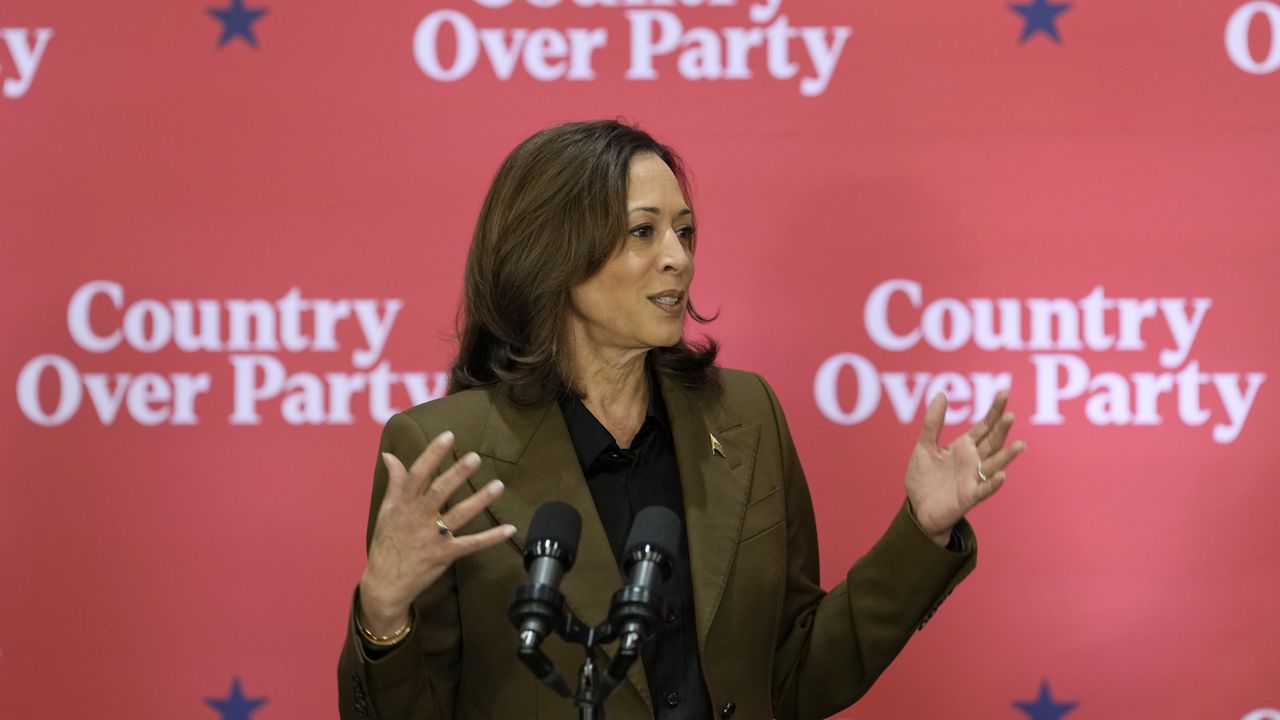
[338,120,1024,720]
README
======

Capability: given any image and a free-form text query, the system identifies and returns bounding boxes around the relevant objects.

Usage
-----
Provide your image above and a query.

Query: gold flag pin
[710,433,726,458]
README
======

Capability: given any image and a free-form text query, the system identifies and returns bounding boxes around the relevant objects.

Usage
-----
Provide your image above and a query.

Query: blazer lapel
[470,388,622,628]
[658,374,761,655]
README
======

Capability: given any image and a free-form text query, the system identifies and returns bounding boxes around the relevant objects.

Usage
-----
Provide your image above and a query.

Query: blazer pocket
[739,484,783,543]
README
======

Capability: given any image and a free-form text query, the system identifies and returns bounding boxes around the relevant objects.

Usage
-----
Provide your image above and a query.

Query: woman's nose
[659,230,691,273]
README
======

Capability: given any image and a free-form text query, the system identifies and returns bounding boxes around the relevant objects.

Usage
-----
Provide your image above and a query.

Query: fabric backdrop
[3,0,1278,718]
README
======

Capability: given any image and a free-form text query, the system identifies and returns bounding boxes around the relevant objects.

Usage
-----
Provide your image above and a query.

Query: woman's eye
[630,224,653,238]
[677,226,697,243]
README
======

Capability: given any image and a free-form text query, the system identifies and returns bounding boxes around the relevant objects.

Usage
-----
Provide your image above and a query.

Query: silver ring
[976,460,990,484]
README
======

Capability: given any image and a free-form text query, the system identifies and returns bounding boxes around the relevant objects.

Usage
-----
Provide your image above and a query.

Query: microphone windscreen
[624,505,681,560]
[525,501,582,558]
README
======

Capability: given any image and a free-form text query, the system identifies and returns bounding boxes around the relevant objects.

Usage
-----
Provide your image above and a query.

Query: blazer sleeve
[757,375,978,720]
[337,412,462,720]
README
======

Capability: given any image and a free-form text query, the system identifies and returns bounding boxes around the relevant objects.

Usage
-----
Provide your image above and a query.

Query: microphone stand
[511,507,677,720]
[510,587,660,720]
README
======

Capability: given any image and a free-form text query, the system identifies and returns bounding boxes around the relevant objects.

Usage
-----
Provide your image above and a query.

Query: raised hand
[904,391,1026,546]
[358,431,515,635]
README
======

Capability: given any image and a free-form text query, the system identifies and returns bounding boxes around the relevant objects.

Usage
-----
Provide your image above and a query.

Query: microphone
[609,506,681,657]
[509,501,582,650]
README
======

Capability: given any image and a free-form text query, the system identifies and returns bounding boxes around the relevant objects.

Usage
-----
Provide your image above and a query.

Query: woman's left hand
[905,391,1026,547]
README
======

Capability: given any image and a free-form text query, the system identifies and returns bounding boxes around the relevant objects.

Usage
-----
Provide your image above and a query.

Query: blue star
[1014,679,1078,720]
[207,0,269,48]
[1010,0,1071,43]
[205,677,267,720]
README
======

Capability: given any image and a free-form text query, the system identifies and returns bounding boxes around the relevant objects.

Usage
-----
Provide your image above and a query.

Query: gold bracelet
[356,605,413,647]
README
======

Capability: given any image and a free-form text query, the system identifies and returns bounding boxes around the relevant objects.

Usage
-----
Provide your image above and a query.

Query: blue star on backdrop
[205,676,267,720]
[1014,679,1078,720]
[1010,0,1071,43]
[208,0,269,48]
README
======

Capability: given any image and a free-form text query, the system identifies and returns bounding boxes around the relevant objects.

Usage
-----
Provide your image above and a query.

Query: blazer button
[666,691,680,708]
[721,701,736,718]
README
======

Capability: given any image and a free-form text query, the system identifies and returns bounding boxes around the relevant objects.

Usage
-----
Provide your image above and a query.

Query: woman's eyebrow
[628,206,693,217]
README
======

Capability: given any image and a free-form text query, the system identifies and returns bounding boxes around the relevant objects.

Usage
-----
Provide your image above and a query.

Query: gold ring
[976,460,990,484]
[435,515,453,537]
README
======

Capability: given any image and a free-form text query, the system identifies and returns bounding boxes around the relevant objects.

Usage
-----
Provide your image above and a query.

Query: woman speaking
[337,120,1025,720]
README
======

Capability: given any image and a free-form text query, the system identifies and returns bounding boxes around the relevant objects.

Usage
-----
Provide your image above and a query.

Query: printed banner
[3,1,1278,718]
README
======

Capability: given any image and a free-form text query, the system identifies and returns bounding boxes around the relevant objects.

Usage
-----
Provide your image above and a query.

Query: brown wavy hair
[449,120,719,407]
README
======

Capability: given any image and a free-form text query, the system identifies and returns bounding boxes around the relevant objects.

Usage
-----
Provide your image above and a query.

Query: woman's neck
[570,338,649,448]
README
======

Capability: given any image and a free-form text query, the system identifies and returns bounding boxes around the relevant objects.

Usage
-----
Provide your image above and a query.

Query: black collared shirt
[558,373,713,720]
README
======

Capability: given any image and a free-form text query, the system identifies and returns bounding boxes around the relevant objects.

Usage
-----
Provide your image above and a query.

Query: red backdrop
[3,0,1279,718]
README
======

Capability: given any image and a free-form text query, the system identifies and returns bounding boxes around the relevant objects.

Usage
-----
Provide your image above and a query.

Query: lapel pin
[710,433,726,458]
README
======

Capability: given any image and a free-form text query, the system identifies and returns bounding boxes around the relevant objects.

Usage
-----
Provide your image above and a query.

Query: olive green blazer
[338,369,976,720]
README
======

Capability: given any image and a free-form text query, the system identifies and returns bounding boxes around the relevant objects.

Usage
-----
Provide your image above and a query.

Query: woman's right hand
[357,430,515,635]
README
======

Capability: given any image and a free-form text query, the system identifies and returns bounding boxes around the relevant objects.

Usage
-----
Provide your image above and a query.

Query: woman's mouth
[647,292,684,315]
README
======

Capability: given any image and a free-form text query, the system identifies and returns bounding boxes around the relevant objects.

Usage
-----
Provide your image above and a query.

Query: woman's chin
[650,331,685,349]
